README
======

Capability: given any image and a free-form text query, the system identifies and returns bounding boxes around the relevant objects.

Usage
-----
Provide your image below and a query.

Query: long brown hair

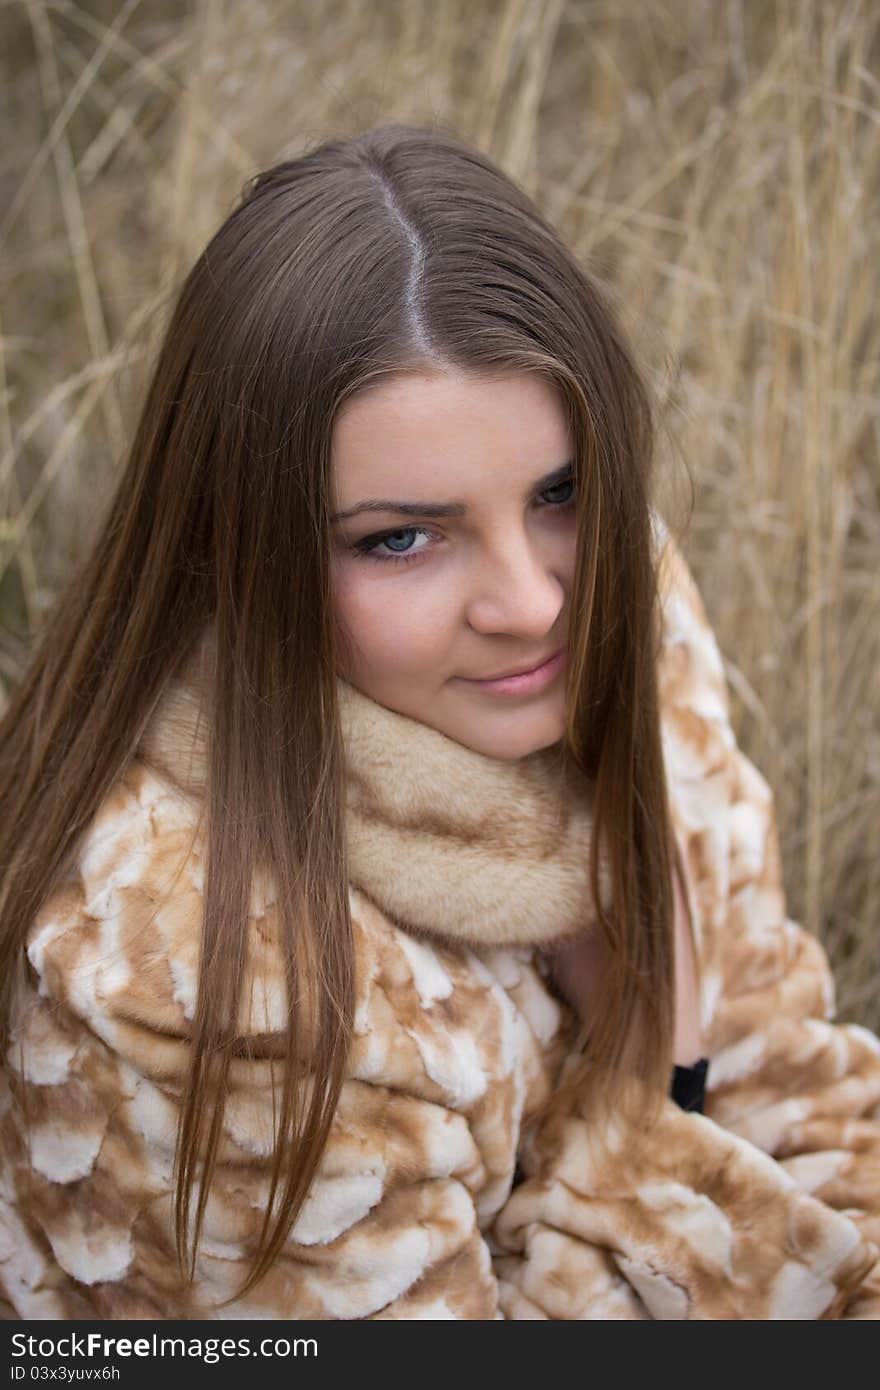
[0,120,691,1303]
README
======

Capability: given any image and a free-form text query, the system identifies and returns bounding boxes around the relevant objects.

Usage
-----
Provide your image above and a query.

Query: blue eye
[352,525,435,565]
[351,473,576,567]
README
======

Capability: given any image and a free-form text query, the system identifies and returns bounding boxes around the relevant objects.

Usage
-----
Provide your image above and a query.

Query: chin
[456,706,568,761]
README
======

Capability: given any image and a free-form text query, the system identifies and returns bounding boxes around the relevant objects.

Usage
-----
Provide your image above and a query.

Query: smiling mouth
[469,649,564,681]
[458,648,568,695]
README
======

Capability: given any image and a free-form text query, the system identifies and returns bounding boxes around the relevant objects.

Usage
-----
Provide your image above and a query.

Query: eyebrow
[330,460,575,524]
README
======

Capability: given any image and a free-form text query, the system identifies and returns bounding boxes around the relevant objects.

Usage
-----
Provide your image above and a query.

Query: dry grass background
[0,0,877,1027]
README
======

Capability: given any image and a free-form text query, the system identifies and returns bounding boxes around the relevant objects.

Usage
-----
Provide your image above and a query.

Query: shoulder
[21,760,208,1075]
[655,529,729,710]
[653,529,736,785]
[22,764,565,1109]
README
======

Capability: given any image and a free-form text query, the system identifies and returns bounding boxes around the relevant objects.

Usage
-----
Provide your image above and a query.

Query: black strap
[670,1057,709,1113]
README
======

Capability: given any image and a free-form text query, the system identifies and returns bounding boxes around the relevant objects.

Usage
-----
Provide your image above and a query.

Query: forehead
[329,369,570,499]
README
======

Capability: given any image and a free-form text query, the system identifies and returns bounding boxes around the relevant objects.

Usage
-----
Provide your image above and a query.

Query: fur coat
[1,529,879,1320]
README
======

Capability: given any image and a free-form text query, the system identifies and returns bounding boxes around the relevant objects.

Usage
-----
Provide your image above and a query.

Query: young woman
[0,122,878,1321]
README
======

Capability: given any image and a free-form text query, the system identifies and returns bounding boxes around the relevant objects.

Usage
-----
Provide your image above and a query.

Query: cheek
[331,566,453,673]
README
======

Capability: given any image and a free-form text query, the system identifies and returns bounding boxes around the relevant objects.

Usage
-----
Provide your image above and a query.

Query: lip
[460,647,567,696]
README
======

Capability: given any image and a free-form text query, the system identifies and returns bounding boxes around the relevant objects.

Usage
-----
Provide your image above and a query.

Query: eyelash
[350,473,577,567]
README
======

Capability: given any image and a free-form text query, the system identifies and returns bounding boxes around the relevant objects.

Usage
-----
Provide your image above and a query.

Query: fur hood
[1,531,880,1320]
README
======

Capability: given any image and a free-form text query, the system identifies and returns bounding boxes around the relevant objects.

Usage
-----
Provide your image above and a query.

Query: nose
[463,527,567,638]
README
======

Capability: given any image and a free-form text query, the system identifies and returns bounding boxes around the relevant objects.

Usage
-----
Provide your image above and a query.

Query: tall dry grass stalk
[1,0,877,1026]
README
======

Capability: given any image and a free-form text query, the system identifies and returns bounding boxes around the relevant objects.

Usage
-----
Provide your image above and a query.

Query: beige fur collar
[135,636,606,952]
[336,680,606,951]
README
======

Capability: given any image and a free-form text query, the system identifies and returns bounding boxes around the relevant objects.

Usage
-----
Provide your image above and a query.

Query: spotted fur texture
[1,527,878,1319]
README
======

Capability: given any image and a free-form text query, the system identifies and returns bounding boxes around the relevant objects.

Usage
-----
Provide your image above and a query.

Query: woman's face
[329,368,577,760]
